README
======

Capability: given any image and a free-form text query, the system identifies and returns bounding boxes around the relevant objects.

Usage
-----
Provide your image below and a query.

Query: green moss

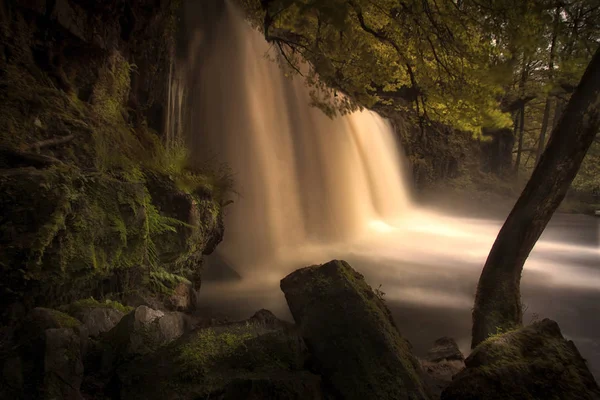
[66,297,133,315]
[178,327,254,378]
[449,320,600,399]
[46,309,81,329]
[176,322,304,389]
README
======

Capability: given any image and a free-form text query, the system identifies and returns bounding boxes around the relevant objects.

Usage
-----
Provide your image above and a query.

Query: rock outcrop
[280,259,430,400]
[0,0,225,317]
[442,319,600,400]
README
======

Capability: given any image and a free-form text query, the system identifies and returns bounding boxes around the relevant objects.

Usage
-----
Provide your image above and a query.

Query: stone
[102,306,188,367]
[71,307,125,338]
[425,337,464,363]
[420,337,465,398]
[442,319,600,400]
[1,308,87,399]
[117,309,318,400]
[280,260,429,400]
[43,328,85,400]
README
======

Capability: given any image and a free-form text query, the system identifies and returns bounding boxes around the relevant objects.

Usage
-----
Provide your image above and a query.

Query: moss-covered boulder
[116,309,324,400]
[280,260,430,400]
[441,319,600,400]
[61,298,132,337]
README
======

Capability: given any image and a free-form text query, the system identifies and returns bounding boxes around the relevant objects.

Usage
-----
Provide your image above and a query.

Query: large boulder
[442,319,600,400]
[43,328,85,400]
[117,309,324,400]
[102,305,189,368]
[280,260,430,400]
[62,298,131,337]
[0,308,87,399]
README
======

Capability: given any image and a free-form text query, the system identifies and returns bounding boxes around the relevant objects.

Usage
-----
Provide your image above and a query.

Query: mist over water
[183,2,600,378]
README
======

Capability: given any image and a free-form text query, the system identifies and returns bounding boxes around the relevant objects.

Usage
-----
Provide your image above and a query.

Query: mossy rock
[0,166,149,310]
[117,310,322,400]
[280,260,430,400]
[64,298,133,316]
[441,319,600,400]
[60,298,132,337]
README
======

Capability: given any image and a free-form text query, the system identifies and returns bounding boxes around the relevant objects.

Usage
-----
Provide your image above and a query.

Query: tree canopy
[236,0,598,134]
[237,0,599,194]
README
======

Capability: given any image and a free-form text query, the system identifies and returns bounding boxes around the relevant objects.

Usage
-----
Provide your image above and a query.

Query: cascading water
[184,3,411,269]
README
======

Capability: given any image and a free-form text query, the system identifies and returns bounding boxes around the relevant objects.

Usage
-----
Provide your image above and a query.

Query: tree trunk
[514,104,525,176]
[536,98,552,162]
[535,5,561,164]
[514,56,528,177]
[471,47,600,348]
[552,98,564,131]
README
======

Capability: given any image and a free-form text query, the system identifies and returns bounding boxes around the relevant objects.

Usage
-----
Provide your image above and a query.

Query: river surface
[198,211,600,379]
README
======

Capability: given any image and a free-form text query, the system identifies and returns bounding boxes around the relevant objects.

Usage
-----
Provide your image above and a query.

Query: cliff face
[0,0,225,317]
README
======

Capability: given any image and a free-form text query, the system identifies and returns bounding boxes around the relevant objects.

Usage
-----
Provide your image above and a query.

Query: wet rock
[117,309,319,400]
[280,259,429,400]
[442,319,600,400]
[103,306,188,363]
[425,337,464,363]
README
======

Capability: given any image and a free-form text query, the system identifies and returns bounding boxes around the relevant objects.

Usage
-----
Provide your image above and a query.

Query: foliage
[237,0,599,196]
[148,268,191,296]
[237,0,518,134]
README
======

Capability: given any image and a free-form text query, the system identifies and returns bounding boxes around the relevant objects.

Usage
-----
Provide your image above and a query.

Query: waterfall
[183,2,412,269]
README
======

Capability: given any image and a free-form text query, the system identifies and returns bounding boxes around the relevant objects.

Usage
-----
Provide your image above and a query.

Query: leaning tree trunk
[471,47,600,348]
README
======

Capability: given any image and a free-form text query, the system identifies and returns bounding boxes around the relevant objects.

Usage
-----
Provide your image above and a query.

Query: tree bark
[471,47,600,349]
